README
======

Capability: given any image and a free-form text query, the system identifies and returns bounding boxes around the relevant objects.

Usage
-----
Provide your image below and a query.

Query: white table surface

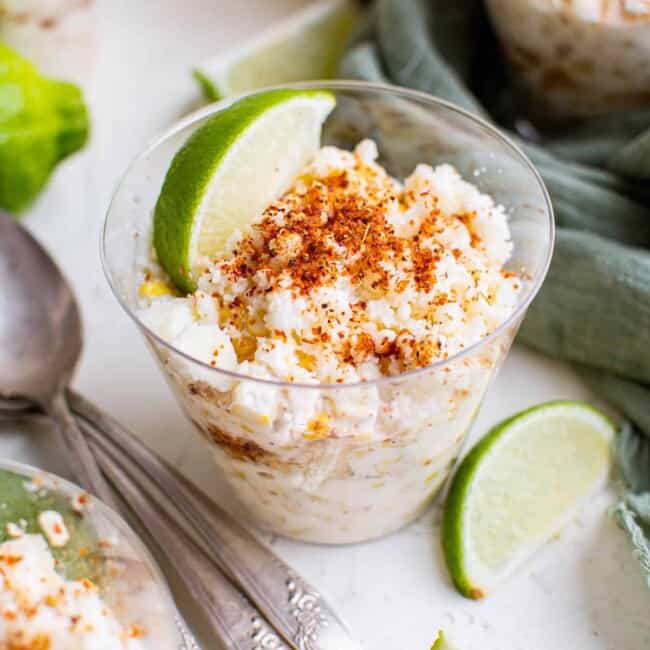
[4,1,650,648]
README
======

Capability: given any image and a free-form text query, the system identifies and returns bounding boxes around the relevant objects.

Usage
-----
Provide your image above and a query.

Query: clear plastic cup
[102,81,553,544]
[485,0,650,124]
[0,459,185,649]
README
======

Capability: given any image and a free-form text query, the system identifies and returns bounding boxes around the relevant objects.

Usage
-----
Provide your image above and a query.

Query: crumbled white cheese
[37,510,70,548]
[6,522,23,539]
[71,492,93,513]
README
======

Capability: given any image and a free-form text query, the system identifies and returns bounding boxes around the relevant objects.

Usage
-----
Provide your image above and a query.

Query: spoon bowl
[0,212,81,400]
[0,211,113,502]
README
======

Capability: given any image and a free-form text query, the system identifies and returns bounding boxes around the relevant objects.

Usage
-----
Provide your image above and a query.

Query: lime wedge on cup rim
[443,400,615,600]
[153,89,336,293]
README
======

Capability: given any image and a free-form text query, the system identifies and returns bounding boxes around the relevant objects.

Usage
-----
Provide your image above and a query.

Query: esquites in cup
[103,83,553,544]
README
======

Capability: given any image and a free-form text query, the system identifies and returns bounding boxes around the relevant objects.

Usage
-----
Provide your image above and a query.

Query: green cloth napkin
[340,0,650,585]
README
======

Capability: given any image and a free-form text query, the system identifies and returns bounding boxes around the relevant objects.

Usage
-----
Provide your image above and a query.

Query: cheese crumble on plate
[0,534,144,650]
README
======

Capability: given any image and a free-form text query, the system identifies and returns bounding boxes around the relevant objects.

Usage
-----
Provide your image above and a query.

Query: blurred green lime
[0,44,89,214]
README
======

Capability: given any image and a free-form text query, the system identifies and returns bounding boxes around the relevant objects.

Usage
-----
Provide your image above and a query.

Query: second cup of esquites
[485,0,650,124]
[103,83,554,544]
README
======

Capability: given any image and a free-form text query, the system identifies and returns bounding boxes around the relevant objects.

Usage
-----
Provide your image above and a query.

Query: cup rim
[102,79,555,391]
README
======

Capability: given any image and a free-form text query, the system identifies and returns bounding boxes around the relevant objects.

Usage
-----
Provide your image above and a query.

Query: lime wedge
[194,0,360,100]
[153,89,336,293]
[443,401,615,599]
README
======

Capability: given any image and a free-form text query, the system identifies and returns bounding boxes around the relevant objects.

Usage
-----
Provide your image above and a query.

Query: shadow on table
[0,418,71,479]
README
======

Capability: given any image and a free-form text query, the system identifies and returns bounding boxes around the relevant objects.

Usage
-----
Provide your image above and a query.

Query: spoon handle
[46,392,118,509]
[67,390,361,650]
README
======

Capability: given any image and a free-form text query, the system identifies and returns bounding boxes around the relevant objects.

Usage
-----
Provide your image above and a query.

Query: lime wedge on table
[443,401,615,600]
[194,0,360,100]
[153,89,336,293]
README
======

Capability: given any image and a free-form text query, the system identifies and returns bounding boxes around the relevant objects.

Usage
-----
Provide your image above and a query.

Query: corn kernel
[296,349,317,372]
[304,413,330,440]
[139,279,177,298]
[232,336,257,362]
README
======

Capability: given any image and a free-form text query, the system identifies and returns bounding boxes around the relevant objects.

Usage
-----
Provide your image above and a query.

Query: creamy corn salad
[138,141,522,542]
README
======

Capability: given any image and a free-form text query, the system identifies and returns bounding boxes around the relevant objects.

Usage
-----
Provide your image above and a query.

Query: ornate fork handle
[67,390,361,650]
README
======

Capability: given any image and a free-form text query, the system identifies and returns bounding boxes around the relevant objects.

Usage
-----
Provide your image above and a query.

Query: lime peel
[431,630,456,649]
[192,69,219,102]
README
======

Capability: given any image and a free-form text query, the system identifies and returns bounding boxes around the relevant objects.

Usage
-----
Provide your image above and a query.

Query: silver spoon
[0,211,115,505]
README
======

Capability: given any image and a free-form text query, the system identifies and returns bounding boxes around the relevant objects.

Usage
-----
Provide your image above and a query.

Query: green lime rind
[153,88,334,293]
[442,400,615,600]
[431,630,456,649]
[193,69,220,102]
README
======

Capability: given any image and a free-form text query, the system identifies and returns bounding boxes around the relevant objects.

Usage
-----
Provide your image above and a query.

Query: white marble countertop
[3,1,649,648]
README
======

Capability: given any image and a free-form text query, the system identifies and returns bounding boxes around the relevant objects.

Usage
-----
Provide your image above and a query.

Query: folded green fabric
[341,0,650,585]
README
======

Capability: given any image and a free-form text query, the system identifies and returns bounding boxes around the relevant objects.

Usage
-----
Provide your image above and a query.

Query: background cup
[485,0,650,126]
